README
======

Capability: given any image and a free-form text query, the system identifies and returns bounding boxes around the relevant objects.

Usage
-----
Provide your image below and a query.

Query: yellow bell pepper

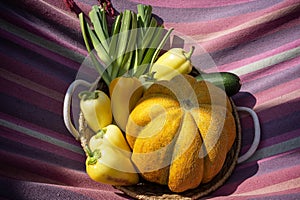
[85,144,139,186]
[86,124,138,186]
[150,46,195,81]
[89,124,131,153]
[79,90,112,132]
[109,76,144,131]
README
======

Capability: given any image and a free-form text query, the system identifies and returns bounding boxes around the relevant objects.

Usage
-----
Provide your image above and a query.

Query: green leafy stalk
[141,18,158,49]
[79,13,92,52]
[133,26,162,77]
[89,6,109,51]
[113,10,132,78]
[79,13,111,85]
[132,43,139,72]
[141,26,164,64]
[136,4,153,65]
[107,13,122,77]
[134,27,174,77]
[137,19,157,65]
[99,6,109,40]
[137,4,152,28]
[119,12,138,76]
[86,22,112,65]
[149,28,174,69]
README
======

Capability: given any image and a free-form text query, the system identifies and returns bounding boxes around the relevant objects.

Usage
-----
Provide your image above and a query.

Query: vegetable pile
[75,3,242,193]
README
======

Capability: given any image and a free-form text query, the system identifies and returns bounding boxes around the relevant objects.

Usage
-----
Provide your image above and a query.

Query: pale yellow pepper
[79,90,112,132]
[85,144,139,186]
[86,124,139,186]
[150,46,195,81]
[89,124,131,152]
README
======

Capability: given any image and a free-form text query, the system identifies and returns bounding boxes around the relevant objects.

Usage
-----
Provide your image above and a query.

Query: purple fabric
[1,0,300,199]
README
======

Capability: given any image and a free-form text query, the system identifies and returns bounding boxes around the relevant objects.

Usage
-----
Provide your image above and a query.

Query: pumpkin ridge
[190,105,232,183]
[139,93,180,110]
[168,111,204,192]
[126,93,179,148]
[130,107,184,184]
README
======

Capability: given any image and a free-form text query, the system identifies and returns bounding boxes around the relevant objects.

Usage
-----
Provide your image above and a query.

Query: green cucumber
[195,72,241,96]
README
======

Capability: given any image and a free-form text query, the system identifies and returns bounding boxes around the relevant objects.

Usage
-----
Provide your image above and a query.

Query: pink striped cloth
[1,0,300,199]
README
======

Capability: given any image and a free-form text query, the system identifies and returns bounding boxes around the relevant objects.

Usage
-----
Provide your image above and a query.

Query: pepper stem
[95,127,107,139]
[84,144,100,165]
[184,46,195,59]
[84,144,94,157]
[78,90,99,101]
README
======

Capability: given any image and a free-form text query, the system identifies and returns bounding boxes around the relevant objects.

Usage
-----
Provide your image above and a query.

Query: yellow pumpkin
[125,74,236,193]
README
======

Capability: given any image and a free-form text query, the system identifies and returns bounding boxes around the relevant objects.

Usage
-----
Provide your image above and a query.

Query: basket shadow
[202,161,259,199]
[232,91,257,109]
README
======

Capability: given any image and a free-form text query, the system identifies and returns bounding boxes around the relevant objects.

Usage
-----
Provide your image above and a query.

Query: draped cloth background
[1,0,300,199]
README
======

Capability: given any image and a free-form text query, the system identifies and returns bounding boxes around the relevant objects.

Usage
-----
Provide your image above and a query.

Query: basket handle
[63,79,92,140]
[236,106,261,163]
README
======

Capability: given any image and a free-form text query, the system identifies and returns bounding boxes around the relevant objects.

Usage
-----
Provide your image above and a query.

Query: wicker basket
[63,72,260,200]
[78,94,241,200]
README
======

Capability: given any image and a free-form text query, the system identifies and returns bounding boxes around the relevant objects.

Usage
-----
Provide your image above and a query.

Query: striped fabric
[1,0,300,199]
